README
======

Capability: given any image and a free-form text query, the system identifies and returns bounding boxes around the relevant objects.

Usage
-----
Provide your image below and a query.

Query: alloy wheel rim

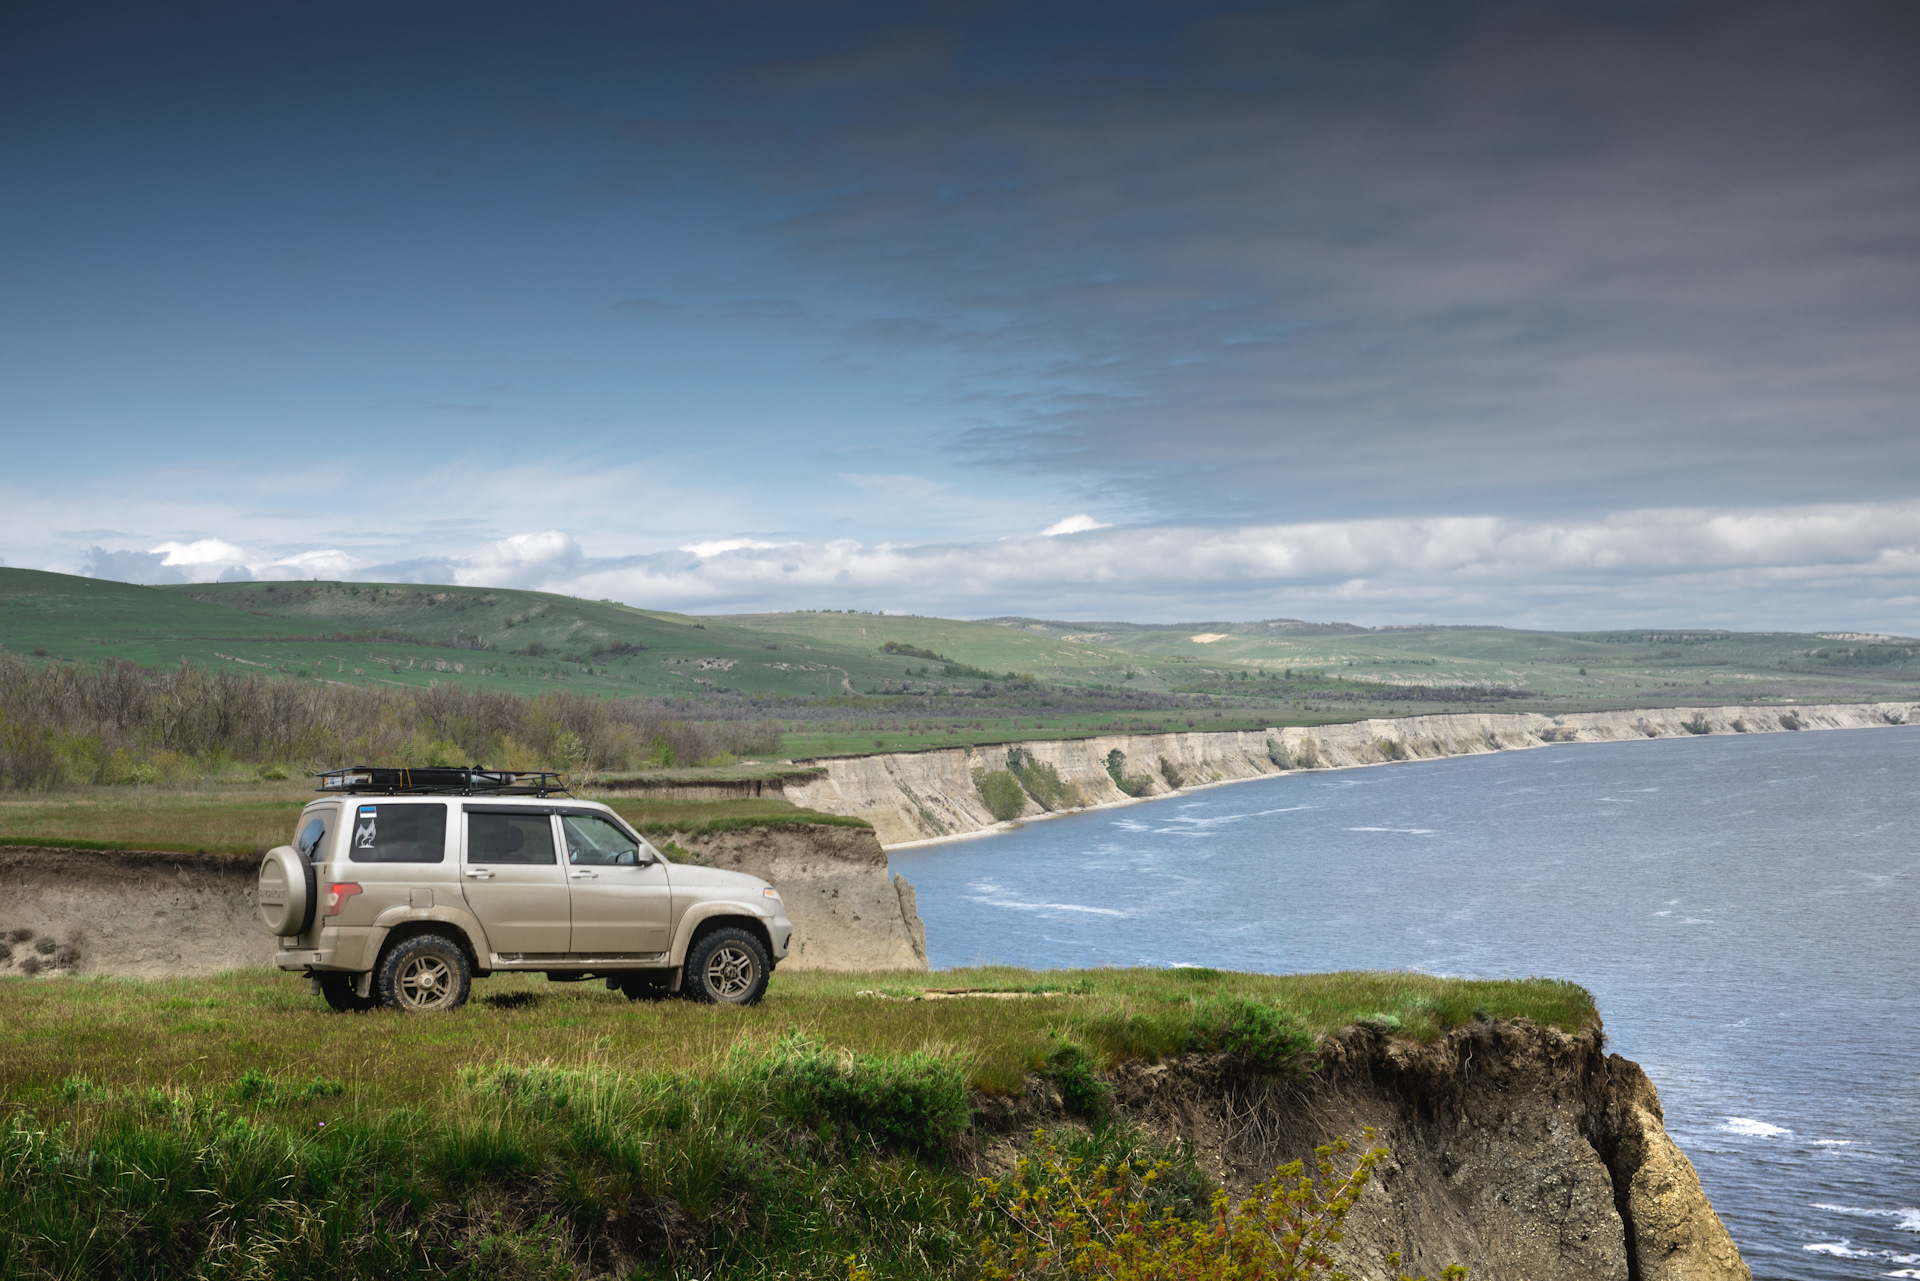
[398,955,454,1009]
[704,946,756,998]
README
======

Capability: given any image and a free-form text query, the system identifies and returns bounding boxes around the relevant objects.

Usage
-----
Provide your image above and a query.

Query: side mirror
[615,850,639,866]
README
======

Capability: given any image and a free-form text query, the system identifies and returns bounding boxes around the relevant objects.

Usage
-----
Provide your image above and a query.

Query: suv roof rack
[316,767,571,797]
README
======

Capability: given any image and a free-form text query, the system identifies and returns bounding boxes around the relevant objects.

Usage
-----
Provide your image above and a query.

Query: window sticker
[348,803,446,864]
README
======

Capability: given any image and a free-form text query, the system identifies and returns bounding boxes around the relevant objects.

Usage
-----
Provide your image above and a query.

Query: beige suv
[256,768,791,1012]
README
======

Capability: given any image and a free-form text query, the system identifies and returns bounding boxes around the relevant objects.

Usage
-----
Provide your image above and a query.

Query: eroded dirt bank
[786,701,1917,845]
[0,822,927,979]
[981,1019,1749,1281]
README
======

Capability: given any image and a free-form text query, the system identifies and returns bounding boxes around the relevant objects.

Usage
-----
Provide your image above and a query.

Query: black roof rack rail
[315,767,571,797]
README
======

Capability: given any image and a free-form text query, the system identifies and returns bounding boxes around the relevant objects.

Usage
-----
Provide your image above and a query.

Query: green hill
[5,569,1917,764]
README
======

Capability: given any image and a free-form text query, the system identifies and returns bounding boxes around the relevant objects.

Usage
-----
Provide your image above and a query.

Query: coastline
[784,700,1918,848]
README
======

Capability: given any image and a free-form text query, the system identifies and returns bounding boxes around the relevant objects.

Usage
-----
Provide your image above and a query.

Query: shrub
[759,1033,970,1160]
[975,767,1029,822]
[973,1128,1463,1281]
[1198,996,1315,1075]
[1103,749,1153,797]
[1779,712,1804,731]
[1045,1042,1110,1120]
[1681,715,1712,735]
[1006,747,1076,811]
[1158,756,1185,788]
[1731,717,1749,733]
[1374,738,1408,761]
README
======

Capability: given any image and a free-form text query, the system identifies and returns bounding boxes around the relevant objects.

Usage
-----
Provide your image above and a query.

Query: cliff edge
[989,1019,1749,1281]
[787,701,1915,846]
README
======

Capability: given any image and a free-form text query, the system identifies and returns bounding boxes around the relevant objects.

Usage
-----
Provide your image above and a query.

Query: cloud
[725,1,1920,523]
[452,531,584,588]
[53,498,1920,630]
[83,547,184,585]
[1040,514,1110,537]
[680,537,788,557]
[462,499,1920,630]
[153,538,247,567]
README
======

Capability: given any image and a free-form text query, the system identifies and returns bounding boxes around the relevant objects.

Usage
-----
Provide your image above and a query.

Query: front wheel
[376,935,471,1012]
[682,928,770,1006]
[318,972,378,1013]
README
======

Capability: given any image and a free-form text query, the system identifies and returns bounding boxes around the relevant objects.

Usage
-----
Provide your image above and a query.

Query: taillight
[324,883,363,916]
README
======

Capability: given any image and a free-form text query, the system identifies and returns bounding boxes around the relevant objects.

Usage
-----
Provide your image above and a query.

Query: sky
[3,0,1918,630]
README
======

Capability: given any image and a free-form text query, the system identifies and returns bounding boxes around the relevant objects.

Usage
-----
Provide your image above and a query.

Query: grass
[0,966,1594,1279]
[0,785,867,858]
[0,781,316,856]
[0,966,1595,1113]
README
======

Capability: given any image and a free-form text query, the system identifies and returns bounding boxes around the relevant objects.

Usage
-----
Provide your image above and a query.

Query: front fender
[669,901,777,966]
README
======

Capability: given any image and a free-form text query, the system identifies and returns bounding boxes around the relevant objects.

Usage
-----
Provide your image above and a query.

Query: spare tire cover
[257,846,314,936]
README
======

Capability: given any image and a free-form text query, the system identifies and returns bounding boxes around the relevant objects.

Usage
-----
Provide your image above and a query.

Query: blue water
[888,728,1920,1280]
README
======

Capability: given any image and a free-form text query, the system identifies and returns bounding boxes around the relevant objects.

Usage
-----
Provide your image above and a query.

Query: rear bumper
[274,925,371,972]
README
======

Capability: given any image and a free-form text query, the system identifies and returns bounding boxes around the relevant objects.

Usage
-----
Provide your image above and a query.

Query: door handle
[465,869,493,879]
[569,871,598,880]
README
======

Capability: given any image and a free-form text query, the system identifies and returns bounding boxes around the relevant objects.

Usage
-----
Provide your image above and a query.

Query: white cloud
[453,531,583,588]
[1039,514,1111,536]
[34,499,1920,633]
[679,537,789,557]
[153,538,247,566]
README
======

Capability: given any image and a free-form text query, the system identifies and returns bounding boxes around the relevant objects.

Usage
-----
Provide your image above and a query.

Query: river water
[887,727,1920,1280]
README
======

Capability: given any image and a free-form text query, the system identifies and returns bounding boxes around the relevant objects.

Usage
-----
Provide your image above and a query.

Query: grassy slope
[988,614,1920,707]
[0,967,1595,1278]
[10,569,1919,765]
[0,569,935,701]
[0,967,1596,1106]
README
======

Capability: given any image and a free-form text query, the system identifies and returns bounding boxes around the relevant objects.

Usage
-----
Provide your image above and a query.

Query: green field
[6,567,1918,774]
[0,964,1592,1278]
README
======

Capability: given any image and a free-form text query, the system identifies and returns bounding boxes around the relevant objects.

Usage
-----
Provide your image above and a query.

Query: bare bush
[0,654,780,789]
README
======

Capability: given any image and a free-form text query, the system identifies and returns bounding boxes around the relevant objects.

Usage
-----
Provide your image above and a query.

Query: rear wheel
[376,935,471,1012]
[318,972,378,1013]
[682,928,769,1006]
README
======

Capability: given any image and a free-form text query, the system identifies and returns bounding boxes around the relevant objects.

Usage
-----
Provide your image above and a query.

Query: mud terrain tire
[377,934,471,1012]
[682,928,770,1006]
[319,972,379,1013]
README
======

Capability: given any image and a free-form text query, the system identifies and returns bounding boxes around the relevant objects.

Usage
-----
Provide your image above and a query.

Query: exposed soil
[0,845,269,978]
[971,1019,1750,1281]
[0,823,927,980]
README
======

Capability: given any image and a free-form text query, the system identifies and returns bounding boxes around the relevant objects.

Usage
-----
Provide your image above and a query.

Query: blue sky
[4,1,1918,629]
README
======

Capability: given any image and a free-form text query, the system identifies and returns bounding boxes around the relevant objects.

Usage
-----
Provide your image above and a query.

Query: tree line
[0,655,779,790]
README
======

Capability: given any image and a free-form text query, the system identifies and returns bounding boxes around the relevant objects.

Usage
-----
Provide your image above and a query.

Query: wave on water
[1345,826,1438,834]
[1721,1116,1792,1137]
[964,883,1129,917]
[1814,1205,1920,1233]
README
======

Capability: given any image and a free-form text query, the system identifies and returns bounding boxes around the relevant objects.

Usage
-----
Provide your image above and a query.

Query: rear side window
[466,811,556,865]
[348,803,447,864]
[295,811,333,861]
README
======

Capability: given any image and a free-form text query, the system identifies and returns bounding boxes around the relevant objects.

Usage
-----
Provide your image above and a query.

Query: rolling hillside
[6,568,1918,761]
